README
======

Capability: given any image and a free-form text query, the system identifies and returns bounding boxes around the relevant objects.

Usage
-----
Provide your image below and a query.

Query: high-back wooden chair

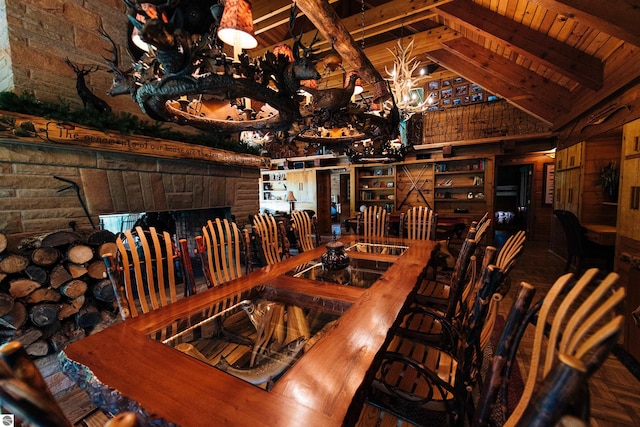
[103,226,186,320]
[290,210,319,252]
[357,205,389,238]
[401,206,438,240]
[252,213,289,266]
[366,258,504,427]
[474,269,625,427]
[195,218,251,288]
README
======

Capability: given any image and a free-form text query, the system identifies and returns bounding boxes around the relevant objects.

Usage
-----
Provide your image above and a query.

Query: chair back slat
[200,218,248,287]
[110,226,181,319]
[359,206,389,238]
[253,214,287,265]
[404,206,437,240]
[291,210,318,252]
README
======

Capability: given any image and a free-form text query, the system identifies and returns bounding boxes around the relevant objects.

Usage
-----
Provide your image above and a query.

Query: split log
[87,259,107,280]
[31,247,61,267]
[8,278,41,298]
[67,244,93,265]
[0,293,14,317]
[93,279,116,302]
[60,279,88,299]
[88,229,117,246]
[0,254,29,274]
[25,340,50,357]
[0,232,7,254]
[25,265,48,285]
[49,264,72,289]
[28,304,60,328]
[0,302,27,330]
[98,242,118,258]
[40,230,81,248]
[49,323,85,352]
[76,305,100,329]
[66,263,88,279]
[14,329,43,348]
[25,288,61,304]
[58,295,85,319]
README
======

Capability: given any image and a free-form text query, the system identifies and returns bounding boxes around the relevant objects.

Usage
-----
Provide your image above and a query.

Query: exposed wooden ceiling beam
[295,0,388,99]
[255,0,446,57]
[426,49,555,124]
[440,37,571,112]
[528,0,640,48]
[435,0,603,91]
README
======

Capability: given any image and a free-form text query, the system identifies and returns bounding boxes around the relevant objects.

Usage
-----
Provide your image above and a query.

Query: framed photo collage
[425,77,497,109]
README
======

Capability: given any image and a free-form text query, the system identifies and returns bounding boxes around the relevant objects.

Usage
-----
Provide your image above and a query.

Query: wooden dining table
[60,236,436,427]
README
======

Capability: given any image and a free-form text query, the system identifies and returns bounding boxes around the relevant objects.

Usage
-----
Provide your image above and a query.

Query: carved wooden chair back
[103,226,185,319]
[474,269,625,427]
[291,210,318,252]
[252,213,289,266]
[402,206,438,240]
[358,205,389,238]
[196,218,250,288]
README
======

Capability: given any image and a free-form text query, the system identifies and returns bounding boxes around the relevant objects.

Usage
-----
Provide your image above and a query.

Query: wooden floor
[47,235,640,426]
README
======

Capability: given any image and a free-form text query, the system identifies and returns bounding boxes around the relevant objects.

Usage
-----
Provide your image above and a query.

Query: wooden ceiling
[247,0,640,131]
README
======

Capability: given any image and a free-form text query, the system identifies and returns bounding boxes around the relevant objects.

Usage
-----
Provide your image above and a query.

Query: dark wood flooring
[48,235,640,426]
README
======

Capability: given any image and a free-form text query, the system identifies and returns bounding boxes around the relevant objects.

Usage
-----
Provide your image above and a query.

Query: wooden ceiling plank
[441,37,571,111]
[426,48,556,124]
[551,42,640,130]
[528,0,640,48]
[436,0,603,90]
[255,0,447,56]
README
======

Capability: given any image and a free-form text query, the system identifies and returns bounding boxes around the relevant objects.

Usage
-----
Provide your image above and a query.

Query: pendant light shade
[217,0,257,49]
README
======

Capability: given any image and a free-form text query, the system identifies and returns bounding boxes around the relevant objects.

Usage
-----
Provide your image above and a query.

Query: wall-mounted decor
[454,84,468,96]
[471,92,484,102]
[428,80,440,91]
[471,83,483,93]
[543,163,555,206]
[441,88,453,99]
[453,98,462,106]
[453,77,465,85]
[442,79,452,88]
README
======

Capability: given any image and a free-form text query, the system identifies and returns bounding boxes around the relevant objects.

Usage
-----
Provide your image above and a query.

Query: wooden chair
[357,205,389,238]
[252,213,290,266]
[473,269,625,427]
[195,218,251,288]
[553,209,615,273]
[366,258,504,427]
[290,210,319,252]
[103,226,187,320]
[401,206,438,240]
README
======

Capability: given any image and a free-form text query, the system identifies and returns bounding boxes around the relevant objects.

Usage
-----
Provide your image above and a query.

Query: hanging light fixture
[217,0,257,49]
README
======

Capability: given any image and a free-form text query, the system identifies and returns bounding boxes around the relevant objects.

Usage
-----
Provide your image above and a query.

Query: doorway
[494,164,532,243]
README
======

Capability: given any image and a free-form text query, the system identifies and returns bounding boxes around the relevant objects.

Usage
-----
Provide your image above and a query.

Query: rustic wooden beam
[294,0,389,100]
[435,0,603,90]
[426,49,555,124]
[440,37,571,112]
[528,0,640,48]
[551,43,640,131]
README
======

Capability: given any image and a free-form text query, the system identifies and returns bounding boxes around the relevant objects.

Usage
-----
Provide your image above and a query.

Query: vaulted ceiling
[248,0,640,131]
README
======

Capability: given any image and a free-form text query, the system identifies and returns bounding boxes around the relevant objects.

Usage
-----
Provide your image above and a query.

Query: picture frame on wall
[471,83,482,93]
[455,85,468,96]
[442,99,451,106]
[463,96,470,104]
[442,79,452,88]
[453,77,465,85]
[428,80,440,91]
[441,88,452,98]
[471,92,484,102]
[453,98,462,105]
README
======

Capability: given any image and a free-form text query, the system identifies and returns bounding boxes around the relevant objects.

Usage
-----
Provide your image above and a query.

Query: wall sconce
[217,0,257,49]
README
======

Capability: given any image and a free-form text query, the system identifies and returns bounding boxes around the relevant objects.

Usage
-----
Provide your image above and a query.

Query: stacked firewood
[0,230,121,357]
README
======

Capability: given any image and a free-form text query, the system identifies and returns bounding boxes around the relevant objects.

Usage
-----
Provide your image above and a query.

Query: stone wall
[0,139,260,248]
[1,0,144,117]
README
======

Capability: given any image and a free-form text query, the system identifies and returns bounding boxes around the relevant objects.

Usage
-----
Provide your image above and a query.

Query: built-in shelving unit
[433,158,489,217]
[354,165,396,212]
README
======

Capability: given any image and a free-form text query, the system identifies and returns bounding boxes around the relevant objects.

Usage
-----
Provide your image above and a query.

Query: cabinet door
[618,157,640,239]
[564,168,581,215]
[555,148,568,171]
[553,170,566,210]
[566,142,583,169]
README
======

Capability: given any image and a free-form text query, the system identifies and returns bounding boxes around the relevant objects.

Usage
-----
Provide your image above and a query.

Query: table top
[61,236,436,427]
[583,224,617,234]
